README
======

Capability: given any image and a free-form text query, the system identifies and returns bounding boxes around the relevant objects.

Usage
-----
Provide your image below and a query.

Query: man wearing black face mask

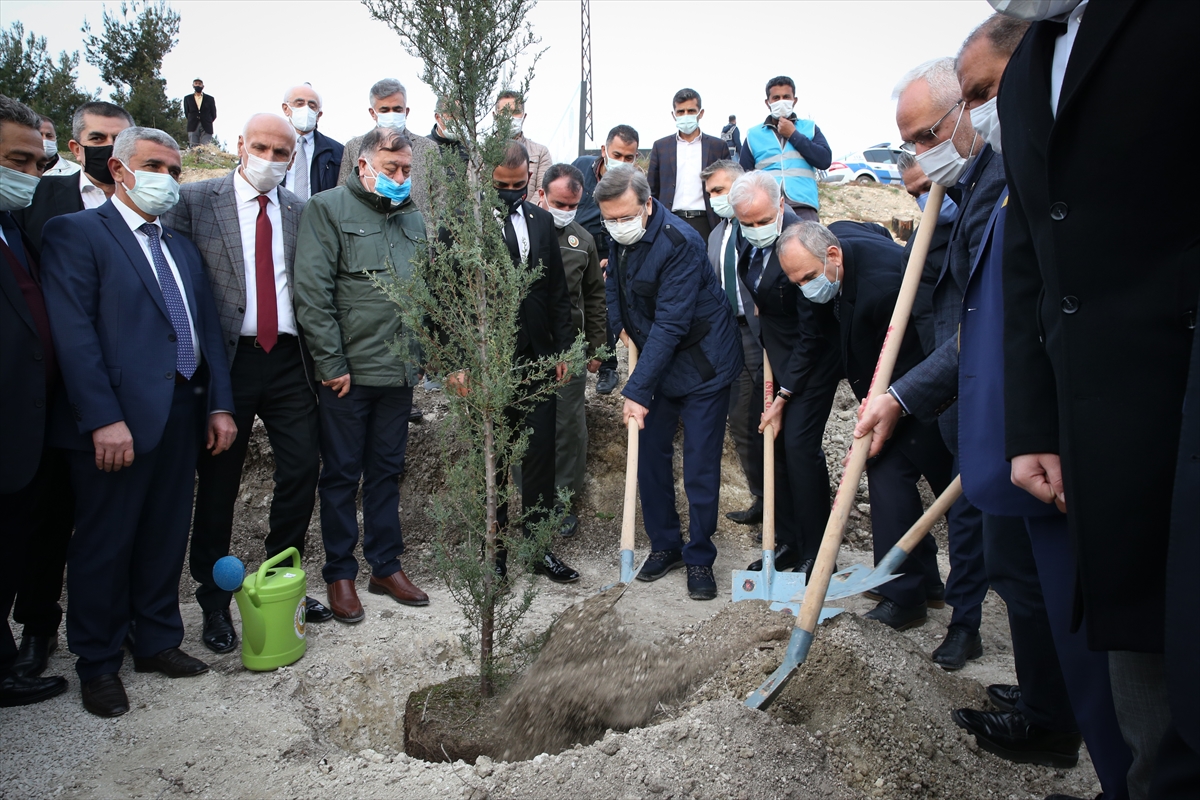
[16,101,134,259]
[183,79,216,148]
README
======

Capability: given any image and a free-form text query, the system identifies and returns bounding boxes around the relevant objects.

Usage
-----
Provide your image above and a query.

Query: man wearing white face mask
[282,84,343,198]
[647,88,729,243]
[497,90,552,196]
[163,113,333,653]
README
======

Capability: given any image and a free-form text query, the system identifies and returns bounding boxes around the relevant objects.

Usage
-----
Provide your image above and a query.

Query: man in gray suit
[163,113,330,654]
[701,159,764,525]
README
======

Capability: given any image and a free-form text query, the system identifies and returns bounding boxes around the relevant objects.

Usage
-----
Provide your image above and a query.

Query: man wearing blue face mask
[647,88,729,243]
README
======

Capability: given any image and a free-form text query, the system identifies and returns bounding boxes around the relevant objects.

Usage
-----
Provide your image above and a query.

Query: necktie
[255,195,278,352]
[748,247,765,293]
[723,223,739,312]
[294,136,310,201]
[140,223,197,379]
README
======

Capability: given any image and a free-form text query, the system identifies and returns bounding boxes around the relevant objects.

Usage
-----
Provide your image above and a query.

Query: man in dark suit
[857,56,998,671]
[7,100,133,679]
[647,88,728,243]
[183,78,216,147]
[281,84,343,198]
[486,142,580,583]
[0,93,69,708]
[41,126,237,717]
[896,150,955,352]
[597,166,743,601]
[995,0,1200,793]
[729,171,841,578]
[702,160,764,525]
[164,113,330,655]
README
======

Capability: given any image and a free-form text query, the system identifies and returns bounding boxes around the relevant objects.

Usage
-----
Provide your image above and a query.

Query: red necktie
[255,195,278,353]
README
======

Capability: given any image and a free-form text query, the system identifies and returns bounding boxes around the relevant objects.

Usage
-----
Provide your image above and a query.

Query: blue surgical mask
[0,164,41,211]
[916,191,959,225]
[376,111,407,131]
[801,259,841,304]
[606,158,632,173]
[368,163,411,205]
[709,194,735,219]
[675,114,699,135]
[741,211,781,249]
[120,162,179,217]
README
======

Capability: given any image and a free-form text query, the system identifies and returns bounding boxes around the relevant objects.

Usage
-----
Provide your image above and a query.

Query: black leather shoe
[559,514,579,538]
[725,501,763,525]
[494,548,508,581]
[863,598,927,631]
[11,634,57,677]
[0,670,68,707]
[988,683,1021,712]
[409,407,424,423]
[534,552,580,583]
[952,707,1082,768]
[686,565,718,600]
[305,596,334,623]
[933,625,983,670]
[636,549,684,582]
[81,673,129,717]
[866,582,946,608]
[596,368,619,395]
[202,609,237,654]
[746,543,803,572]
[133,647,209,678]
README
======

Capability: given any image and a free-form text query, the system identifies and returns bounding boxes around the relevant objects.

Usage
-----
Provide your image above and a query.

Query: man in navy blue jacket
[42,127,236,718]
[595,166,741,601]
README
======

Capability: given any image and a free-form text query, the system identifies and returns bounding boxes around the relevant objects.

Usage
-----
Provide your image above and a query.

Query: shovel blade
[768,603,844,624]
[745,627,814,710]
[823,563,904,600]
[731,566,808,604]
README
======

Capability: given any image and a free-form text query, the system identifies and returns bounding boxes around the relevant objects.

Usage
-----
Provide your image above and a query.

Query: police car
[820,143,906,185]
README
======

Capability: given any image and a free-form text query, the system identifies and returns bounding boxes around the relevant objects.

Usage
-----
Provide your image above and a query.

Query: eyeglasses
[900,99,963,154]
[606,211,644,225]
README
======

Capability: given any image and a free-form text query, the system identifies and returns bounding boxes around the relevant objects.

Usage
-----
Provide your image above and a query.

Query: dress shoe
[636,548,684,582]
[725,501,763,525]
[305,596,334,623]
[933,625,983,670]
[201,608,237,654]
[81,673,128,717]
[686,565,718,600]
[746,543,803,572]
[559,513,579,538]
[865,582,946,609]
[327,579,365,623]
[596,367,619,395]
[11,633,57,677]
[988,683,1021,712]
[952,707,1082,768]
[369,570,430,606]
[494,548,509,581]
[134,647,209,678]
[0,670,68,707]
[409,407,424,423]
[863,598,927,631]
[534,552,580,583]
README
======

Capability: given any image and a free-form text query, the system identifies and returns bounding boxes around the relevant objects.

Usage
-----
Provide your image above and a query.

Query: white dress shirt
[718,221,745,316]
[113,195,199,356]
[233,169,297,337]
[79,168,108,209]
[498,206,530,262]
[286,130,315,191]
[1051,0,1089,117]
[672,133,706,211]
[44,157,81,177]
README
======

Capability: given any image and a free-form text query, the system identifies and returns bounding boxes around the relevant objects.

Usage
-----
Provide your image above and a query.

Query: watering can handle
[247,547,301,608]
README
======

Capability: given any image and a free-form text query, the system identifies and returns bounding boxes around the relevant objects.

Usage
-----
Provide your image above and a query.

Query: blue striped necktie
[139,223,197,379]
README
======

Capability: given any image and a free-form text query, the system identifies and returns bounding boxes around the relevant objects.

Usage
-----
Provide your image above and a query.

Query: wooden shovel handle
[620,342,639,554]
[895,475,962,554]
[796,183,948,635]
[762,351,776,552]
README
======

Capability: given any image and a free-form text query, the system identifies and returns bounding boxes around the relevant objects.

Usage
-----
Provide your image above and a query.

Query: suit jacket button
[1050,202,1068,221]
[33,350,43,360]
[238,306,245,313]
[35,398,44,408]
[166,371,175,379]
[1061,295,1080,314]
[169,333,177,342]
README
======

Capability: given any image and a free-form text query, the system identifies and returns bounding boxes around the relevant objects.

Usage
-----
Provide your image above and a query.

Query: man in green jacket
[295,126,429,623]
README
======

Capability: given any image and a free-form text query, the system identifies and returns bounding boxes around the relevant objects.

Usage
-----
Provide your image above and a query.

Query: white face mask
[0,164,40,211]
[675,114,699,135]
[605,209,647,246]
[742,210,782,249]
[769,99,794,119]
[241,152,290,193]
[913,105,977,186]
[547,206,576,229]
[510,115,524,136]
[120,162,179,217]
[376,111,407,131]
[709,194,735,219]
[43,139,58,158]
[988,0,1081,20]
[969,97,1002,153]
[290,106,317,133]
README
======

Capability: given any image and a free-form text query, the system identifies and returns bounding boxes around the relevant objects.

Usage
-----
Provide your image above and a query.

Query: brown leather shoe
[368,570,429,606]
[327,579,365,623]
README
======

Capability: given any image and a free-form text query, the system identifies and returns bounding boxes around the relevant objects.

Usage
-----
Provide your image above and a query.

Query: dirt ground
[1,184,1101,800]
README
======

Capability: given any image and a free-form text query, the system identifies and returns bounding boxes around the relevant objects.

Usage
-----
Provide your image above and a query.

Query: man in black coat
[995,0,1200,794]
[183,78,216,147]
[281,83,344,198]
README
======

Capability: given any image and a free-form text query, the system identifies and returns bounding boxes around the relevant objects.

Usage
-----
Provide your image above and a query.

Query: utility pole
[579,0,594,156]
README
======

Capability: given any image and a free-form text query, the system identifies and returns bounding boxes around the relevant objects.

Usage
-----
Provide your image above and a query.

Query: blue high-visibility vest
[747,121,819,210]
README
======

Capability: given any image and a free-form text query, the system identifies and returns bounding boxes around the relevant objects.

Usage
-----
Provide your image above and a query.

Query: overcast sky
[2,0,993,161]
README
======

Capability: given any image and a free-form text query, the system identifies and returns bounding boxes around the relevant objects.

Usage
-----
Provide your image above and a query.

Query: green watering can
[214,548,307,671]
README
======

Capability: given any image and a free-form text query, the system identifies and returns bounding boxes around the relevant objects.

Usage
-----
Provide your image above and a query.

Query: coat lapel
[98,201,170,321]
[279,189,300,292]
[161,227,199,318]
[213,175,246,299]
[1055,0,1137,124]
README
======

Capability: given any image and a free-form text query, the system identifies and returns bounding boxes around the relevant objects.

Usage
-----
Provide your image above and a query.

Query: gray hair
[896,150,918,174]
[700,158,743,183]
[594,165,650,205]
[112,126,180,163]
[728,170,780,214]
[282,82,323,109]
[71,101,134,142]
[369,79,407,105]
[892,57,960,109]
[0,94,42,130]
[779,221,840,263]
[360,126,412,160]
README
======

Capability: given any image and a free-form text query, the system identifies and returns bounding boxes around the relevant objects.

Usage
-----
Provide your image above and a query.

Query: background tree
[82,1,185,143]
[0,22,95,137]
[363,0,587,698]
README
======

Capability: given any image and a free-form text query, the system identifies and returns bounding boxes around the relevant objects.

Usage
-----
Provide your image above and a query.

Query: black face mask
[495,187,527,216]
[82,144,115,185]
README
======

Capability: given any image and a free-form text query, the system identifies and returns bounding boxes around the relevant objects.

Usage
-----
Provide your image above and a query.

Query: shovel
[599,339,640,593]
[745,183,948,711]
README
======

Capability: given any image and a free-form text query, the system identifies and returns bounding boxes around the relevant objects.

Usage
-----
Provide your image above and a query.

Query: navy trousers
[1025,515,1132,800]
[66,383,198,682]
[639,386,730,567]
[773,378,840,561]
[317,383,411,583]
[11,447,73,637]
[944,457,987,632]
